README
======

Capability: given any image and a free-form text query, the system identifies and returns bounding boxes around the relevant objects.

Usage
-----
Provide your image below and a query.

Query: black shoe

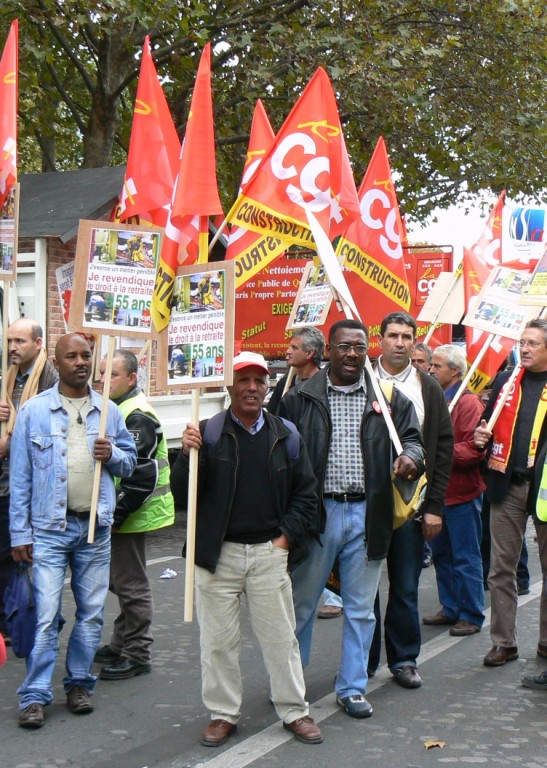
[522,670,547,690]
[94,644,121,664]
[66,685,94,714]
[393,666,422,689]
[518,585,530,596]
[19,703,45,729]
[100,656,151,680]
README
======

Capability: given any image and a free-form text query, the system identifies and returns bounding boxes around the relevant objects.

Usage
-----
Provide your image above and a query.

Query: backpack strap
[202,411,226,453]
[203,411,299,461]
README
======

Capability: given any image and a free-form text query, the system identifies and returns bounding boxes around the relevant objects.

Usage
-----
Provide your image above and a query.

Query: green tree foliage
[1,0,545,219]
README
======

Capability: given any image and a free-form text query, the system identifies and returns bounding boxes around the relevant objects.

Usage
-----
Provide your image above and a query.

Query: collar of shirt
[376,356,413,382]
[230,408,265,434]
[443,381,460,403]
[326,369,367,395]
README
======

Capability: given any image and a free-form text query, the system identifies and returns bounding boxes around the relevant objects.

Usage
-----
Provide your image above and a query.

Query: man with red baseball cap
[172,351,322,747]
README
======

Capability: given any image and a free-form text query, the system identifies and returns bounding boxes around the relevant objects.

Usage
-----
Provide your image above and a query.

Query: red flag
[226,67,360,247]
[226,100,288,286]
[170,43,222,225]
[151,44,223,331]
[0,20,18,208]
[118,36,180,226]
[336,137,411,310]
[468,190,505,268]
[463,197,515,392]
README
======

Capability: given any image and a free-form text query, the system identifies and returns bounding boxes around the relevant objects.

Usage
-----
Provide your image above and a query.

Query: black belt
[66,509,91,520]
[324,492,366,502]
[510,472,531,486]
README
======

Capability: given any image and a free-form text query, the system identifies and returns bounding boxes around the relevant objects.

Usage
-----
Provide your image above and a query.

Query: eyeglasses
[519,340,543,349]
[330,343,368,354]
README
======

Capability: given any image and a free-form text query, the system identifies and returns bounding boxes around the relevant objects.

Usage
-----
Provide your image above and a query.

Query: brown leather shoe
[317,605,343,619]
[66,685,94,714]
[483,645,518,666]
[19,703,45,729]
[201,719,237,747]
[422,610,457,626]
[449,620,482,636]
[537,642,547,658]
[283,715,323,744]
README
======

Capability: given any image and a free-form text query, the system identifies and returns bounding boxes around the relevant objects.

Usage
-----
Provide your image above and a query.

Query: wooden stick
[87,336,116,543]
[282,366,297,396]
[449,333,495,414]
[486,363,521,432]
[184,387,200,622]
[332,286,404,455]
[1,284,10,437]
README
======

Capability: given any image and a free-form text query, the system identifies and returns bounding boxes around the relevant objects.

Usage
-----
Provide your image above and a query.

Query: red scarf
[488,368,547,473]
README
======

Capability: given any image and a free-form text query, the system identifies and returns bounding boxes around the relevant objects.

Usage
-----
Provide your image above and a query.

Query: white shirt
[376,357,425,428]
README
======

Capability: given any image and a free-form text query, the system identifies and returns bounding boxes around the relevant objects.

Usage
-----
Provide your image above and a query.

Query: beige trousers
[489,481,547,647]
[195,541,309,725]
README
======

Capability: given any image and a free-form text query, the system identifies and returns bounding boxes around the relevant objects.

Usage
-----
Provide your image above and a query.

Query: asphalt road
[2,513,547,768]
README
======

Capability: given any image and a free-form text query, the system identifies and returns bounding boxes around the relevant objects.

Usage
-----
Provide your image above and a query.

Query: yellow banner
[228,195,316,249]
[337,236,411,310]
[233,234,289,289]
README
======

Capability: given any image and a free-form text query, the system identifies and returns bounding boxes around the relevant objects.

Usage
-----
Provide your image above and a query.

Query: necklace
[65,397,89,425]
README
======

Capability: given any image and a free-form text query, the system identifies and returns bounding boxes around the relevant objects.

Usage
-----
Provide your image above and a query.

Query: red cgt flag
[336,136,411,311]
[0,19,18,209]
[226,100,288,286]
[226,67,360,248]
[118,36,180,226]
[151,43,223,331]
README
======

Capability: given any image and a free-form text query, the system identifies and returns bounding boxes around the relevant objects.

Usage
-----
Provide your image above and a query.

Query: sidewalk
[1,516,546,768]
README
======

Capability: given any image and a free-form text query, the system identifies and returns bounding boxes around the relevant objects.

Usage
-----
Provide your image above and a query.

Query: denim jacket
[9,383,137,547]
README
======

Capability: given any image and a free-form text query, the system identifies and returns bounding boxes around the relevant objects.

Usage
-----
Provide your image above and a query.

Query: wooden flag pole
[485,364,521,432]
[484,306,547,431]
[87,336,116,544]
[282,366,297,396]
[332,286,404,455]
[184,387,200,622]
[449,333,495,414]
[1,284,10,437]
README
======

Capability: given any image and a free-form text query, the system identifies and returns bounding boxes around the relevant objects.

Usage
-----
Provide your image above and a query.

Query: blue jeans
[430,496,485,626]
[371,517,424,672]
[291,498,382,698]
[17,518,111,709]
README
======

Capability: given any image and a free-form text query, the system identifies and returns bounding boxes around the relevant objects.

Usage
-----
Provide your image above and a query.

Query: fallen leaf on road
[424,740,446,750]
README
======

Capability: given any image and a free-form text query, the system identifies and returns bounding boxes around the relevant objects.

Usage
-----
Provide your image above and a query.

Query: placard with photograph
[286,261,334,329]
[69,220,162,337]
[158,262,235,389]
[0,184,19,280]
[519,244,547,307]
[463,265,536,341]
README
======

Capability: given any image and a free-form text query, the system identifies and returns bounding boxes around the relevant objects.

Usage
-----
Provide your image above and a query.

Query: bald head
[7,318,44,374]
[54,334,93,396]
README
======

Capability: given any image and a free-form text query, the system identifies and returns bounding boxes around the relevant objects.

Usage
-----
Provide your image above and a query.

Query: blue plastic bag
[4,564,36,658]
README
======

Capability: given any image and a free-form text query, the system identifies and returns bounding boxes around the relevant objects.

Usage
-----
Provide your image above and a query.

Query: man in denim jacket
[9,334,137,729]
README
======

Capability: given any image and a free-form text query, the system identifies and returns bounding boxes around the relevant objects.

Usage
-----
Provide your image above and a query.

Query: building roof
[19,167,126,243]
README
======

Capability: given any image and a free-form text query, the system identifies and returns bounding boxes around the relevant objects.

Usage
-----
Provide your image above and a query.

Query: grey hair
[435,344,467,377]
[291,326,326,367]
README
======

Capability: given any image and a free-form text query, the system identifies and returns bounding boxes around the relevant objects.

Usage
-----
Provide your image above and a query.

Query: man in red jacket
[424,344,486,635]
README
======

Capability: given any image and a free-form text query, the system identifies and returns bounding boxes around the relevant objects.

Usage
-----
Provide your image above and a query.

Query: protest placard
[68,220,162,337]
[0,184,18,280]
[463,265,536,340]
[286,260,334,329]
[520,245,547,307]
[158,261,235,389]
